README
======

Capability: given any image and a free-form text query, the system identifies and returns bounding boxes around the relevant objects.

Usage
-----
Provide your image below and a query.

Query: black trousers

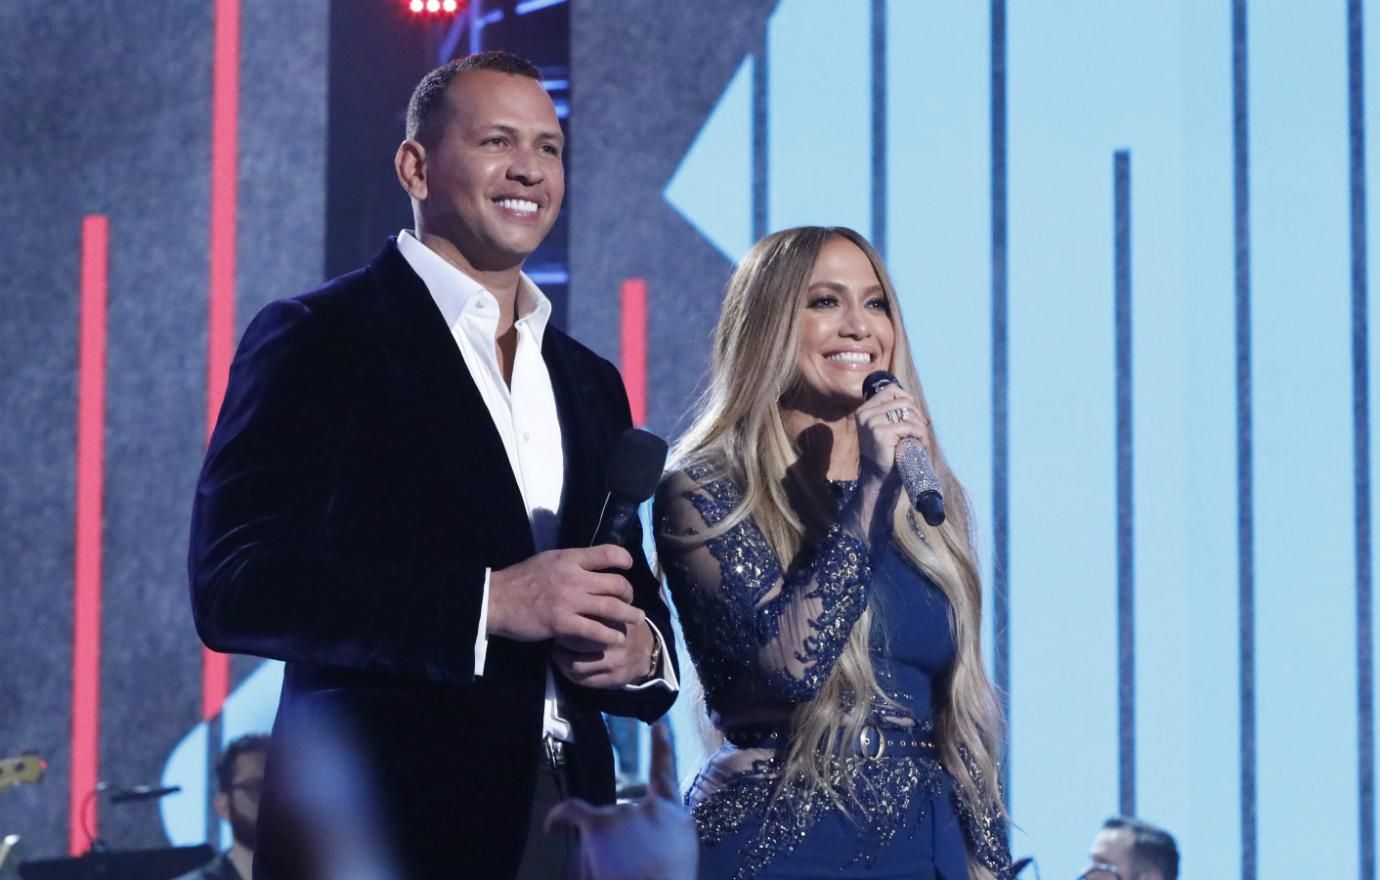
[513,740,577,880]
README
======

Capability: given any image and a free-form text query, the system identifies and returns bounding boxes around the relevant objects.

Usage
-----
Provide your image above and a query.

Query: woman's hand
[848,385,930,542]
[854,384,929,480]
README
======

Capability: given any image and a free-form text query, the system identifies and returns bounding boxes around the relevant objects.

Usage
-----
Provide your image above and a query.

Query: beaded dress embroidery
[654,465,1011,879]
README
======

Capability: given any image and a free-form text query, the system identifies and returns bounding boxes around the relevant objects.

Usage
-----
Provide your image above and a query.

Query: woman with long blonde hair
[654,227,1011,880]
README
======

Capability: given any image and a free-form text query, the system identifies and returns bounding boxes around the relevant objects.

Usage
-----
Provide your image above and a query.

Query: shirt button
[523,432,531,442]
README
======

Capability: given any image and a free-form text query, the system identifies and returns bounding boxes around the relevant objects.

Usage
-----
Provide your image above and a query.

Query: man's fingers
[552,644,611,672]
[582,595,645,628]
[582,544,634,572]
[554,635,606,653]
[560,615,627,648]
[564,654,614,677]
[583,569,636,603]
[649,721,679,802]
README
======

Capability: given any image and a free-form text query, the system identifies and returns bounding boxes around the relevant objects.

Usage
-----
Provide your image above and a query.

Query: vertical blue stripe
[990,0,1011,788]
[1232,2,1257,877]
[766,0,871,235]
[1367,0,1380,868]
[1351,3,1376,877]
[1113,149,1134,818]
[881,0,993,746]
[1251,1,1359,876]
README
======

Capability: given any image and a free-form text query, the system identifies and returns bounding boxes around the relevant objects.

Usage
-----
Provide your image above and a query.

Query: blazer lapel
[358,239,534,560]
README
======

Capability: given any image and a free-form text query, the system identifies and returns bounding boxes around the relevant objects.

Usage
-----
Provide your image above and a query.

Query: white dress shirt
[397,231,676,744]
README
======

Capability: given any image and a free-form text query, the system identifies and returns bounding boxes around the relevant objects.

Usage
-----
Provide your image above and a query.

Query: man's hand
[487,545,644,647]
[544,722,698,880]
[552,617,656,689]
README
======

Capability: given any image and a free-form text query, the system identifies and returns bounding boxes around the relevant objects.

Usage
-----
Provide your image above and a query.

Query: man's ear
[213,791,230,822]
[395,139,428,200]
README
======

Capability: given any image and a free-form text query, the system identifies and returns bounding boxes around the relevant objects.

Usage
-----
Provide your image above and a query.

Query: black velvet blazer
[189,240,677,880]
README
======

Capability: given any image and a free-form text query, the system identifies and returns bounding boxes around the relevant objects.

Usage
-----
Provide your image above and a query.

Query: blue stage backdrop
[1,1,1375,877]
[570,2,1377,878]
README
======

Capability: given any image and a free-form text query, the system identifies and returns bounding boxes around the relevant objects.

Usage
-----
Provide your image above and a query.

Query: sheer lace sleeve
[654,467,871,704]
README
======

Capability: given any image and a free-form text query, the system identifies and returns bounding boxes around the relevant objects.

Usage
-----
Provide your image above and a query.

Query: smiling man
[189,51,677,880]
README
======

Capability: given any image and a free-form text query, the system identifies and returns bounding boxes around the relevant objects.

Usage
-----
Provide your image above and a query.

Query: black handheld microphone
[107,784,181,804]
[590,428,669,548]
[862,371,945,527]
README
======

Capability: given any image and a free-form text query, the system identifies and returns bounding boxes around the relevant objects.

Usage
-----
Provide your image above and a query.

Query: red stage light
[403,0,463,17]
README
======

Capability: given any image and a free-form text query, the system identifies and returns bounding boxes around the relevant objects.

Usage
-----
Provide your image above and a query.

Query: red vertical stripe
[70,215,108,855]
[620,279,648,426]
[202,0,240,721]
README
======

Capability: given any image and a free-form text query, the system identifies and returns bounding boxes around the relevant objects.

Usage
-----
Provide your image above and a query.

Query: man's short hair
[216,733,270,794]
[405,50,543,145]
[1103,816,1179,880]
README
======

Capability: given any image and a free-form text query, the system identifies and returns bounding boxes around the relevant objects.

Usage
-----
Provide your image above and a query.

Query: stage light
[402,0,463,18]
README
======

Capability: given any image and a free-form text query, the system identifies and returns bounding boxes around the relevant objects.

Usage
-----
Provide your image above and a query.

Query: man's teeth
[496,198,538,214]
[827,352,872,364]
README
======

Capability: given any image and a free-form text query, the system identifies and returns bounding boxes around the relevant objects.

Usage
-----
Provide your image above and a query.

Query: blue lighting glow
[516,0,565,15]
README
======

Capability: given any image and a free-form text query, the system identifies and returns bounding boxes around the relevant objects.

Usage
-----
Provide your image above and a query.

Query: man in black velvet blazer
[189,51,678,879]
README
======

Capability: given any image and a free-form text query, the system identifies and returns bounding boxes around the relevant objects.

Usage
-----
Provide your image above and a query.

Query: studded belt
[724,723,938,761]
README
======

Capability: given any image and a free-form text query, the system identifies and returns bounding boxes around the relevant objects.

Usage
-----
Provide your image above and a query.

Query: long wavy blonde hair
[669,227,1005,877]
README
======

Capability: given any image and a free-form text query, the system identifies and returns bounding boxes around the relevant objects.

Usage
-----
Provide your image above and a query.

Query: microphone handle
[895,437,946,527]
[590,497,641,548]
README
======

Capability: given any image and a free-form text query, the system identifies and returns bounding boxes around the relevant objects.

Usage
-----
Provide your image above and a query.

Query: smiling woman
[655,226,1012,880]
[792,237,897,410]
[394,58,565,293]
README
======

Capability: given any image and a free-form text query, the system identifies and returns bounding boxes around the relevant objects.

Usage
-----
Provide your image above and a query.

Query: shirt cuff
[474,567,491,677]
[621,619,679,692]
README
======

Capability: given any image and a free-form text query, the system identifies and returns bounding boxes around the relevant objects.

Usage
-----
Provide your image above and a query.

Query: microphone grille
[862,370,897,400]
[606,428,669,503]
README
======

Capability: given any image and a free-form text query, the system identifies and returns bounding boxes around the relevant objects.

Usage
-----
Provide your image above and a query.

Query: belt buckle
[859,724,886,761]
[543,735,567,769]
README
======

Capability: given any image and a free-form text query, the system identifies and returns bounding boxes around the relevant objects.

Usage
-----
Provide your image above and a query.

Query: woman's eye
[867,298,891,312]
[808,295,837,308]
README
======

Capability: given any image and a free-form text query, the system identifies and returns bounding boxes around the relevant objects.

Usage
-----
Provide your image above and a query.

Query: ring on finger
[885,407,910,423]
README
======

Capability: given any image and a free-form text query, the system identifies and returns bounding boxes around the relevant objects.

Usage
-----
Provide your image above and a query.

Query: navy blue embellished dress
[654,466,1010,880]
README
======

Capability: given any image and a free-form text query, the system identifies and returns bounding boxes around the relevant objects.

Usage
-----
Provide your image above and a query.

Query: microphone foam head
[862,370,898,401]
[606,428,669,503]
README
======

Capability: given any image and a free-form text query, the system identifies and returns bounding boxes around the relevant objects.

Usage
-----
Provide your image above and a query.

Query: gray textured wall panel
[0,0,329,857]
[569,0,776,438]
[231,0,330,691]
[237,0,331,324]
[97,0,215,850]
